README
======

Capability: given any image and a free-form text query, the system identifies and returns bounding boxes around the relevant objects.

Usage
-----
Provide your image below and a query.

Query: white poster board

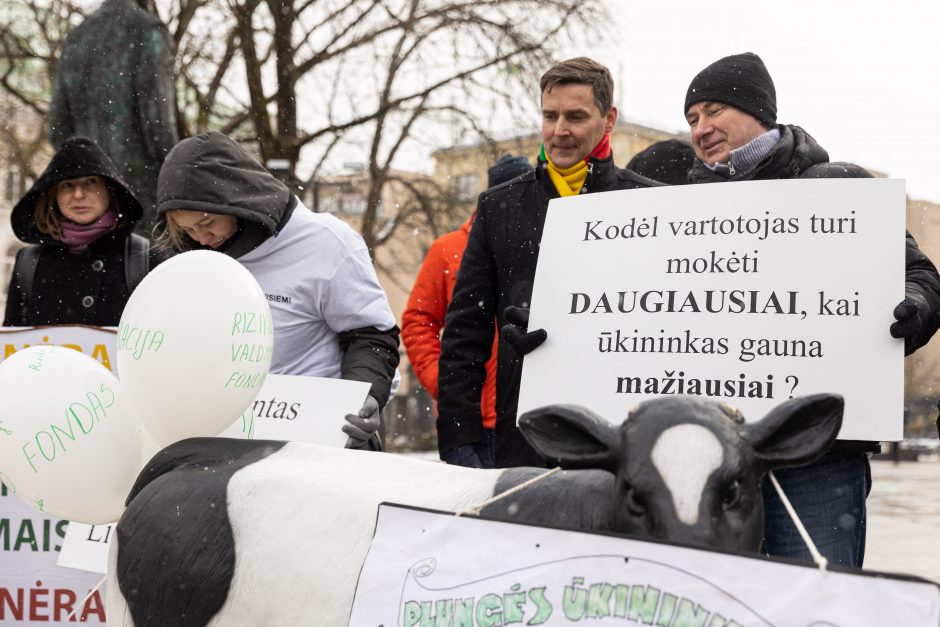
[0,326,116,371]
[518,179,906,441]
[0,328,115,623]
[0,484,106,624]
[219,373,370,446]
[349,504,940,626]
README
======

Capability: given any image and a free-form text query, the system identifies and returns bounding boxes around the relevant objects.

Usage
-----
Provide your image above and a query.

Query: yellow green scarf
[544,155,588,197]
[539,132,611,197]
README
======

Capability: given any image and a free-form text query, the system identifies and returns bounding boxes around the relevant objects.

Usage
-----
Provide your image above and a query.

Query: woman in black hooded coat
[3,136,164,326]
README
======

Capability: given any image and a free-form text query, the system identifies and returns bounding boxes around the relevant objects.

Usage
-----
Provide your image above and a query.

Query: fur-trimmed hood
[11,136,143,244]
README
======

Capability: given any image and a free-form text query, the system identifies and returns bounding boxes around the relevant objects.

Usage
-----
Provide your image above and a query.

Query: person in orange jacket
[402,154,533,467]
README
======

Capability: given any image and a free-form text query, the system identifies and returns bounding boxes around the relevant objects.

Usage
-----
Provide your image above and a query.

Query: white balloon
[0,345,142,523]
[117,250,273,447]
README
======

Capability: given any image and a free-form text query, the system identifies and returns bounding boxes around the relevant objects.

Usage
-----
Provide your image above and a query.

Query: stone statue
[49,0,178,233]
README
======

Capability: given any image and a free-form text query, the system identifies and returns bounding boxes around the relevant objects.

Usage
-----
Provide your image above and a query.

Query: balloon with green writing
[0,345,142,524]
[117,250,274,447]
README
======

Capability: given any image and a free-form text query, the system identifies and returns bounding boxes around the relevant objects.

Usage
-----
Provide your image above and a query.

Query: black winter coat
[438,155,660,467]
[4,136,164,327]
[3,228,163,326]
[690,125,940,453]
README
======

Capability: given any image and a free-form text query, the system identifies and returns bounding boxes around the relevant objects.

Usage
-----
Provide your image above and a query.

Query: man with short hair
[436,57,658,468]
[683,52,940,567]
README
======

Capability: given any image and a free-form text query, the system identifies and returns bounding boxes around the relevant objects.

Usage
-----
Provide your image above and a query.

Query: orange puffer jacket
[402,216,497,429]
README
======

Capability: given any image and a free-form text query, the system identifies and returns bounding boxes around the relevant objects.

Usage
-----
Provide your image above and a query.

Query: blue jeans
[761,452,871,568]
[482,428,496,465]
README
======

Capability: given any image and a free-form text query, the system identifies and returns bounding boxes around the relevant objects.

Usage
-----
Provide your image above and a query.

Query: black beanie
[684,52,777,128]
[487,154,533,188]
[626,140,695,186]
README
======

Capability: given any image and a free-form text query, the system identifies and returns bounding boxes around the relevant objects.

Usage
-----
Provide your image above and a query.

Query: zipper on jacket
[727,161,736,176]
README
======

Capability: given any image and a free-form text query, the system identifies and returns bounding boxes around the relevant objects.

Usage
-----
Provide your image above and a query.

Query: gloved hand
[890,290,932,356]
[343,395,382,450]
[440,442,494,468]
[501,306,547,358]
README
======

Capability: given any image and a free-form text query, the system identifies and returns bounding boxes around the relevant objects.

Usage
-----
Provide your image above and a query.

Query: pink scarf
[60,211,117,254]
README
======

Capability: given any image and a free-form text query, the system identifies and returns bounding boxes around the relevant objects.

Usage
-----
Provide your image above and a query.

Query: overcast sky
[587,2,938,202]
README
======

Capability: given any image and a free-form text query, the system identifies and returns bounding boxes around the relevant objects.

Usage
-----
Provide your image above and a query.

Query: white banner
[0,326,116,371]
[349,504,940,626]
[518,179,906,441]
[0,484,106,624]
[219,373,370,447]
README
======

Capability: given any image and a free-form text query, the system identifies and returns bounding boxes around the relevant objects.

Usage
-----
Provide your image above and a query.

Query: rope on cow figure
[767,470,829,572]
[454,466,829,572]
[455,467,563,517]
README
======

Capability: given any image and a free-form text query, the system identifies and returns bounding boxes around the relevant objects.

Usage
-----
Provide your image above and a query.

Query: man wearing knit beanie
[682,52,940,570]
[437,58,659,469]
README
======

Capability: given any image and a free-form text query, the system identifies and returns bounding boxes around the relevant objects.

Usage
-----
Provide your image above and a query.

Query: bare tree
[1,0,608,250]
[0,0,85,183]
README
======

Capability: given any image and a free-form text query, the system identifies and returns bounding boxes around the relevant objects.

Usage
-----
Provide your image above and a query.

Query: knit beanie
[626,140,695,186]
[684,52,777,128]
[487,154,533,188]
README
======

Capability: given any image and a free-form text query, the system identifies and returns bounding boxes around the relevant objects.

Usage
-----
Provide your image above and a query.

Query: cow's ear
[519,404,619,471]
[745,394,844,469]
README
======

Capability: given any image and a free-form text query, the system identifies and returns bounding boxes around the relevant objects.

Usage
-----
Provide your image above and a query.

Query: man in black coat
[436,57,659,469]
[682,52,940,568]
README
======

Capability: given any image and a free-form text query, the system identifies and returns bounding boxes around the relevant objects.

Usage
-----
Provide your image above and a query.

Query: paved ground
[865,458,940,583]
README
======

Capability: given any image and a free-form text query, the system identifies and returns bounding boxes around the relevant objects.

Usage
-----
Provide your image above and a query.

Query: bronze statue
[50,0,178,232]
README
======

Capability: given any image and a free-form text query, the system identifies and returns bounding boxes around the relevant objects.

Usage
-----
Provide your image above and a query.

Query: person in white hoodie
[154,132,399,450]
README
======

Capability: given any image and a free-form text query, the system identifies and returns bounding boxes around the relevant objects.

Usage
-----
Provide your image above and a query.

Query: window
[455,174,477,202]
[6,162,21,204]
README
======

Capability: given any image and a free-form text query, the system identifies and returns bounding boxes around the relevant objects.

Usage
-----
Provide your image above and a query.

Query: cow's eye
[722,479,741,508]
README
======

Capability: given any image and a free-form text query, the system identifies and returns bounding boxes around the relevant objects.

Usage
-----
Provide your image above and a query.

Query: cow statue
[106,394,843,626]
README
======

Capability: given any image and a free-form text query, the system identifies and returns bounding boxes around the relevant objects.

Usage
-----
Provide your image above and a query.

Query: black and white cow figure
[107,394,843,626]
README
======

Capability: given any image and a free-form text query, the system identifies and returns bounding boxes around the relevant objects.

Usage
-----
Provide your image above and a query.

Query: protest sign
[56,523,112,575]
[0,326,116,371]
[0,482,106,624]
[218,373,370,446]
[348,504,940,626]
[518,179,906,441]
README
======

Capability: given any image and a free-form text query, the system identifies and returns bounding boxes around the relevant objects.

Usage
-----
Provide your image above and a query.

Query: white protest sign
[56,523,112,575]
[0,483,106,624]
[349,504,940,626]
[0,326,117,372]
[518,179,906,441]
[217,373,369,446]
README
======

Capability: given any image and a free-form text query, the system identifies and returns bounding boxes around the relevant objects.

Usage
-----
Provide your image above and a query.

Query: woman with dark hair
[4,136,162,326]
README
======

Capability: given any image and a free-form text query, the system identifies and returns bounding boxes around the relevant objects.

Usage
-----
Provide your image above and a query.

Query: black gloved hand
[890,290,932,356]
[343,395,382,450]
[439,443,494,468]
[501,306,547,358]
